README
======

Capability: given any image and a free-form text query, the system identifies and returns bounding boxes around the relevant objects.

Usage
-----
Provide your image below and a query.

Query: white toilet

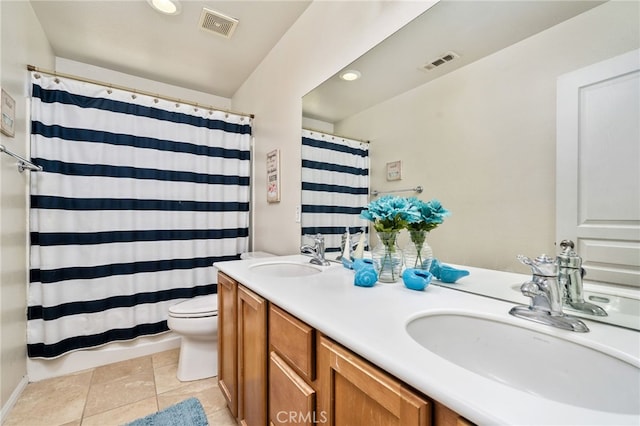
[167,294,218,382]
[240,251,274,260]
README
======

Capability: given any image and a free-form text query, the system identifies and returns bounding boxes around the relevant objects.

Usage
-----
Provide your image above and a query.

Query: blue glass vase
[372,231,403,283]
[404,230,433,271]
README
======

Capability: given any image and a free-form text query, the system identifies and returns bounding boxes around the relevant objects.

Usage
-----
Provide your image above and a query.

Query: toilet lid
[169,294,218,318]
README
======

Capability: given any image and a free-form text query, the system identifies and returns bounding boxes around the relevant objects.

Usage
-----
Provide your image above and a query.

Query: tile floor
[4,348,236,426]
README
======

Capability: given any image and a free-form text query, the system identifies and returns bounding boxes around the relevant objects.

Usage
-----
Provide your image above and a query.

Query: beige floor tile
[3,370,92,426]
[91,355,153,385]
[156,376,226,416]
[81,396,158,426]
[207,405,237,426]
[83,370,156,417]
[152,362,185,394]
[151,348,180,369]
[5,350,229,426]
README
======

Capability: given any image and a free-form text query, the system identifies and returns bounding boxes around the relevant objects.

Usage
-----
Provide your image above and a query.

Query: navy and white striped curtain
[27,73,251,358]
[301,129,369,253]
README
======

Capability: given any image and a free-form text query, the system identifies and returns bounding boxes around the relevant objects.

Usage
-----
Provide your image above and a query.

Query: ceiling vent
[420,51,459,72]
[199,8,238,39]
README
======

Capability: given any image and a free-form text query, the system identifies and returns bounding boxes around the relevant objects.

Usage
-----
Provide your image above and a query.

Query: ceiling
[28,0,605,118]
[29,0,312,98]
[302,0,605,124]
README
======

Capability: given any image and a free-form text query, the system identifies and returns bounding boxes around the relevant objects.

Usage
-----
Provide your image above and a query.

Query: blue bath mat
[126,397,208,426]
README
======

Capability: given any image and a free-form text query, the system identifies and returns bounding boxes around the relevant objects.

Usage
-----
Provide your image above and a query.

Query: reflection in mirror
[300,129,369,256]
[302,0,639,330]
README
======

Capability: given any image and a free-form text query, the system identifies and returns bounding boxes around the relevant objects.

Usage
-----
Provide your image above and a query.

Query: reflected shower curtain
[301,129,369,254]
[27,73,251,358]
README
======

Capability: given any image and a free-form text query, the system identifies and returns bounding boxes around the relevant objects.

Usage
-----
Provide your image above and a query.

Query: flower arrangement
[359,195,421,232]
[360,195,450,233]
[405,198,451,233]
[360,195,451,277]
[405,197,450,269]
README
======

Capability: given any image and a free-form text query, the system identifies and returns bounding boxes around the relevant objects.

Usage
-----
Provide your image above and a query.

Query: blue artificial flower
[360,195,421,232]
[406,197,451,232]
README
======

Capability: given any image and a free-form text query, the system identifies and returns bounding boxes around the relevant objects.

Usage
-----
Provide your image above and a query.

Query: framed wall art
[1,89,16,137]
[386,160,402,181]
[266,149,281,203]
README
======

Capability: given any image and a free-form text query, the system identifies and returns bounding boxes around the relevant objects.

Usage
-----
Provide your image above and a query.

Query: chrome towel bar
[0,144,43,172]
[371,185,423,197]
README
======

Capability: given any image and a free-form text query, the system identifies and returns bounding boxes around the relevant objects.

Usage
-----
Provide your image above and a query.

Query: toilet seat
[169,294,218,318]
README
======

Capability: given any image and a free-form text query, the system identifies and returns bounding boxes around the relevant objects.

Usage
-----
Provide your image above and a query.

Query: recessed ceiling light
[340,70,361,81]
[147,0,181,15]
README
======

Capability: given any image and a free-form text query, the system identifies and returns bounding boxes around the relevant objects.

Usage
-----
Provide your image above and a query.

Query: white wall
[335,1,640,272]
[0,0,55,415]
[55,59,232,110]
[232,0,437,255]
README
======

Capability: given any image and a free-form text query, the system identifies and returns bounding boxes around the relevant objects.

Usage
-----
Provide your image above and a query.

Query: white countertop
[215,254,640,425]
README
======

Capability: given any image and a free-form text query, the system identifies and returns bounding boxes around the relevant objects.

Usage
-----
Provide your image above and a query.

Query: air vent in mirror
[420,51,459,71]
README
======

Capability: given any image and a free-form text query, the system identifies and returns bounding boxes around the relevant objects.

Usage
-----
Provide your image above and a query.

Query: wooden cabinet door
[269,351,317,426]
[269,304,316,382]
[434,402,474,426]
[217,272,238,416]
[237,285,268,426]
[318,336,431,426]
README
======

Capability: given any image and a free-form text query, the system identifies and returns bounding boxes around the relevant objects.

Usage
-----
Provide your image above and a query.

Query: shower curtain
[301,129,369,254]
[27,73,251,358]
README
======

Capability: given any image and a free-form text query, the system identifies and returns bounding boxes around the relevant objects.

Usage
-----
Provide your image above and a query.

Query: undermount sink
[406,312,640,414]
[248,260,323,278]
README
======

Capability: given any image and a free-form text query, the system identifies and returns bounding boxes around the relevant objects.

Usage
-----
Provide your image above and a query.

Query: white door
[557,49,640,289]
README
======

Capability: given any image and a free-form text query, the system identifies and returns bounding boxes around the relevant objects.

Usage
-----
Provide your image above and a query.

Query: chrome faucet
[510,254,589,332]
[556,240,607,316]
[301,233,331,266]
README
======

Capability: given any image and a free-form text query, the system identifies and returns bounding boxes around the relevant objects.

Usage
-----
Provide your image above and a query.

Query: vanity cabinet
[434,402,473,426]
[317,335,432,426]
[218,272,268,426]
[218,272,473,426]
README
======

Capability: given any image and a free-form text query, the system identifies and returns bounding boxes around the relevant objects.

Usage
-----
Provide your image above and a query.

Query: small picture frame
[1,89,16,138]
[386,160,402,181]
[266,149,281,203]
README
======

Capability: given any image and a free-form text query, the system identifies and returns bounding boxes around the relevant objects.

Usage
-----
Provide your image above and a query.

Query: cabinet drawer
[269,352,316,426]
[269,304,315,381]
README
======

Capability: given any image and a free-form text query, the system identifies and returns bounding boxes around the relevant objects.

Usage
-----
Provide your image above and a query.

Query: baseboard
[0,376,28,424]
[27,332,181,382]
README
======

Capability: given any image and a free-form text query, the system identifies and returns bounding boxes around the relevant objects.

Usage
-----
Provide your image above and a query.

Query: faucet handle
[557,240,582,268]
[559,239,575,251]
[517,254,557,277]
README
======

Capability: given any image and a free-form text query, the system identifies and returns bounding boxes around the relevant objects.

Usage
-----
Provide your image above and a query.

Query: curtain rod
[27,65,255,120]
[0,144,43,172]
[303,127,369,144]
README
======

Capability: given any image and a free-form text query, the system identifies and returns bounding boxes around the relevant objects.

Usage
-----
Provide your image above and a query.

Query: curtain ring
[153,98,159,103]
[54,78,60,84]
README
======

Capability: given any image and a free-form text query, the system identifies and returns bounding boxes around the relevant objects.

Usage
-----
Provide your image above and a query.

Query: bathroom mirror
[301,0,640,330]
